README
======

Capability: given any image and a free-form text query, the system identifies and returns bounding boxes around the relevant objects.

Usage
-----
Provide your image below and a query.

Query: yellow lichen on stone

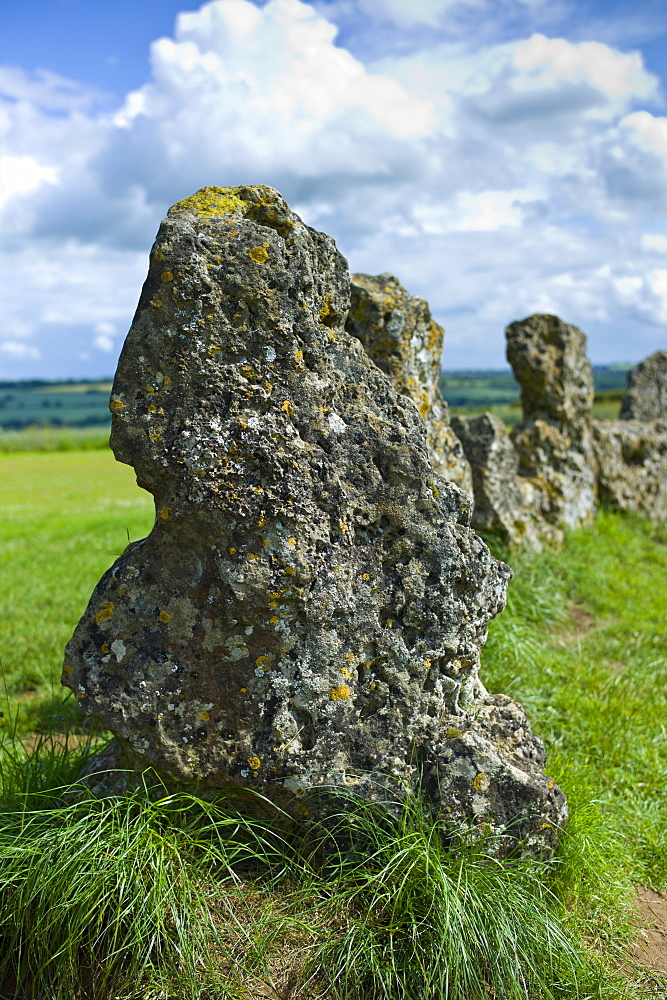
[248,756,261,770]
[169,187,248,218]
[109,397,124,413]
[158,506,169,520]
[160,271,174,283]
[330,685,350,701]
[199,710,209,721]
[95,602,114,624]
[248,246,268,264]
[159,611,172,623]
[63,664,73,675]
[472,772,488,792]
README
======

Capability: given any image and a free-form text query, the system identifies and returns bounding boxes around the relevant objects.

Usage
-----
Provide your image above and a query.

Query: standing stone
[620,350,667,422]
[592,419,667,522]
[346,273,472,493]
[507,314,596,533]
[592,350,667,522]
[450,413,546,548]
[62,186,566,853]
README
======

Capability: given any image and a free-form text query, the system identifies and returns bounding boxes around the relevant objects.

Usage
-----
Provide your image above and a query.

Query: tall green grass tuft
[307,794,624,1000]
[0,736,299,1000]
[0,735,638,1000]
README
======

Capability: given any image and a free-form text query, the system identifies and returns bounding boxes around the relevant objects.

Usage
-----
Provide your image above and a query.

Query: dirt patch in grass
[556,601,610,645]
[632,886,667,986]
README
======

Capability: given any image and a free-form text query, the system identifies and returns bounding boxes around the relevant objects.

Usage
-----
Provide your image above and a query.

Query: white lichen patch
[327,411,347,434]
[110,639,127,663]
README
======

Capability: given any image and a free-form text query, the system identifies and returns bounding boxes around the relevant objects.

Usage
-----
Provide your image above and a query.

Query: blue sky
[1,0,667,377]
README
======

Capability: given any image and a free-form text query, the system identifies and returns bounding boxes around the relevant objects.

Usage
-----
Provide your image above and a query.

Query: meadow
[0,443,665,998]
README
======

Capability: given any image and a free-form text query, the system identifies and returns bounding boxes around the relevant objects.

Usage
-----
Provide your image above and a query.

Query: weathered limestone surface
[620,350,667,422]
[592,419,667,522]
[63,185,566,853]
[507,314,597,533]
[345,273,472,493]
[450,413,544,548]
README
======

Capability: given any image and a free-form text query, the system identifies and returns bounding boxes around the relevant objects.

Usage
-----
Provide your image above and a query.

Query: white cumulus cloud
[0,0,666,376]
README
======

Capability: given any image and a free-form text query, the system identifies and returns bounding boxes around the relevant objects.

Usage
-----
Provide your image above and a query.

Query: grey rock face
[451,413,545,548]
[592,419,667,522]
[63,185,566,853]
[507,315,596,533]
[620,350,667,422]
[346,273,472,493]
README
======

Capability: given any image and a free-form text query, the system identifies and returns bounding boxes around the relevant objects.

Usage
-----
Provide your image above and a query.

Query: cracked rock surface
[63,185,566,853]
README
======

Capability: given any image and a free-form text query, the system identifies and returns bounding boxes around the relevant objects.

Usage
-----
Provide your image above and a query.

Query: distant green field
[0,368,631,440]
[0,380,113,430]
[0,448,153,732]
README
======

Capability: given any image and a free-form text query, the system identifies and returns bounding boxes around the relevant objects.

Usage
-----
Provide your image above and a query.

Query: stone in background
[592,349,667,522]
[620,350,667,422]
[450,412,544,548]
[592,419,667,522]
[346,272,472,493]
[507,314,597,535]
[63,185,566,855]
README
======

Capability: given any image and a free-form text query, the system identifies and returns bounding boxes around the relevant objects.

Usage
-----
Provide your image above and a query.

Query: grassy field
[0,449,153,732]
[0,447,665,998]
[0,380,113,430]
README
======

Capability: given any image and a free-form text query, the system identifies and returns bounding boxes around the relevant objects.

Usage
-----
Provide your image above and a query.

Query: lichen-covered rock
[451,413,546,548]
[592,418,667,522]
[420,694,566,855]
[346,273,472,493]
[507,315,596,533]
[63,185,565,853]
[620,350,667,422]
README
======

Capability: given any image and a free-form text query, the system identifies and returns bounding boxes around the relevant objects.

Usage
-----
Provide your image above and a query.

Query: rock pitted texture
[451,413,543,548]
[62,185,566,853]
[591,349,667,522]
[592,418,667,522]
[346,273,472,493]
[507,314,596,533]
[620,350,667,422]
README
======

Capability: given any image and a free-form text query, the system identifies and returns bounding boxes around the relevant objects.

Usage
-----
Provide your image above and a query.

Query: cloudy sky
[1,0,667,378]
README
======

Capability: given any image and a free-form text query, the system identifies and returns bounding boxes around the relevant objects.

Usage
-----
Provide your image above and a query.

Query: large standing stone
[620,350,667,422]
[63,186,566,853]
[345,273,472,493]
[507,314,596,533]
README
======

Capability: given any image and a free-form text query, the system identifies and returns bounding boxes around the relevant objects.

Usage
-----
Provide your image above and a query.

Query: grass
[0,425,111,452]
[482,512,667,890]
[0,448,153,733]
[448,389,624,429]
[0,737,638,1000]
[0,446,665,997]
